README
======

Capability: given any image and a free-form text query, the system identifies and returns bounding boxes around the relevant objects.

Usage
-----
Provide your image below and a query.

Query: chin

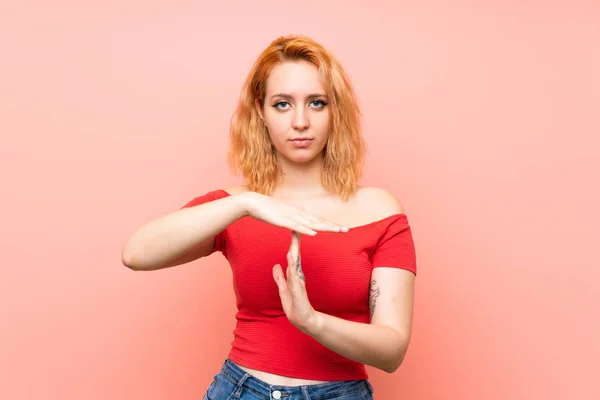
[289,155,318,164]
[281,151,322,165]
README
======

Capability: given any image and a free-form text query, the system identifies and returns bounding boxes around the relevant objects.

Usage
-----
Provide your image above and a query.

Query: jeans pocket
[203,373,238,400]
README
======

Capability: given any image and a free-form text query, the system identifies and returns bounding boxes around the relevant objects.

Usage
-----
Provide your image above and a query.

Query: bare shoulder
[354,186,405,218]
[223,185,250,196]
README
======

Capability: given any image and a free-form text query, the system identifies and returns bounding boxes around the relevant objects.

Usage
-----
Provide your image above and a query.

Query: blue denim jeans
[203,359,374,400]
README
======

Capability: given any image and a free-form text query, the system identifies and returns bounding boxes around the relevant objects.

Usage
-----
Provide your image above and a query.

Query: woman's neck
[274,154,328,199]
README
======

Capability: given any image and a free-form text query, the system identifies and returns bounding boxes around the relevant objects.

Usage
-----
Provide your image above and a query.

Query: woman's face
[257,60,331,165]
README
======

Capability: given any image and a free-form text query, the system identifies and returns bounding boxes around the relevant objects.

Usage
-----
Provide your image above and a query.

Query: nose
[291,107,310,131]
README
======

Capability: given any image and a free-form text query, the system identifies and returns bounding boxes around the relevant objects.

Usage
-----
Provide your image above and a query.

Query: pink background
[1,1,598,399]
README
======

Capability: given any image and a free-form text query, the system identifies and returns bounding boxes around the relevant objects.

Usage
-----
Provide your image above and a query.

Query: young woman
[122,34,417,400]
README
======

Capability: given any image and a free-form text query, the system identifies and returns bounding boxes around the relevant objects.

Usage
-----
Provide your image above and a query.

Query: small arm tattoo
[369,279,380,320]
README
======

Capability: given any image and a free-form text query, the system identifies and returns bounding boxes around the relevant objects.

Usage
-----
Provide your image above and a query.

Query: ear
[255,99,265,121]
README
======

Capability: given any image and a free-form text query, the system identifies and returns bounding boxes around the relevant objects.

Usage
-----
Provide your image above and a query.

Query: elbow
[381,352,406,374]
[122,253,138,271]
[121,246,143,271]
[382,357,403,374]
[121,246,167,271]
[380,335,410,374]
[121,234,138,270]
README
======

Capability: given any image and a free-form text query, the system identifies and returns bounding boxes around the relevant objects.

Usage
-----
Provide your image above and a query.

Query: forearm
[306,312,409,373]
[122,193,249,270]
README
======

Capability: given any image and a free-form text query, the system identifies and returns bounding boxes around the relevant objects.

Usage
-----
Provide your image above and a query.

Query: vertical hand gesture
[272,231,321,334]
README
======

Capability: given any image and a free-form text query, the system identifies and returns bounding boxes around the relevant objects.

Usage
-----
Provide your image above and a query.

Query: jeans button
[272,390,281,399]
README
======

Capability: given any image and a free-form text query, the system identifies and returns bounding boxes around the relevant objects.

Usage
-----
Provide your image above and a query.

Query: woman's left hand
[273,231,321,335]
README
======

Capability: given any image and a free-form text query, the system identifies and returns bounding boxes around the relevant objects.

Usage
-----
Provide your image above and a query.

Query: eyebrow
[270,93,328,101]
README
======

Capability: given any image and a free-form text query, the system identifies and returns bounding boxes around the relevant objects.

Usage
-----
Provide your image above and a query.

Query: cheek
[264,111,289,139]
[314,112,331,136]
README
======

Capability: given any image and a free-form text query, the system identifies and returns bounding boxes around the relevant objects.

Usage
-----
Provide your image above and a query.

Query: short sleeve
[371,215,417,275]
[180,189,230,254]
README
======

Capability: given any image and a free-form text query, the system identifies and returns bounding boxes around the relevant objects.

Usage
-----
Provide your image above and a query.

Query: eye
[309,100,327,109]
[273,101,290,110]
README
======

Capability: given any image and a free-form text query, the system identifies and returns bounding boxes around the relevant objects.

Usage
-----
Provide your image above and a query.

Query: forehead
[265,60,325,96]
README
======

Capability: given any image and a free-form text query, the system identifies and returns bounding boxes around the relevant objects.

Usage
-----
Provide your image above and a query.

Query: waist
[235,362,330,386]
[229,317,368,381]
[219,359,374,399]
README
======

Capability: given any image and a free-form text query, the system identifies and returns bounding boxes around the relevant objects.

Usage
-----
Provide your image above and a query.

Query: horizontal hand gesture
[244,192,348,236]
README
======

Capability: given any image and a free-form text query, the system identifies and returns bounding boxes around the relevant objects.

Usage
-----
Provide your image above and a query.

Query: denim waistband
[218,358,373,400]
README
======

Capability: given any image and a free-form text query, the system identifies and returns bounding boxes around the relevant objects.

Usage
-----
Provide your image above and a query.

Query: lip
[289,137,313,148]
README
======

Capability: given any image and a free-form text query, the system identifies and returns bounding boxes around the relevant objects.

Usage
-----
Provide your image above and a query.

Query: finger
[297,213,349,233]
[292,216,338,234]
[273,265,292,305]
[286,251,298,279]
[300,212,324,223]
[287,251,295,272]
[272,264,286,289]
[292,215,330,233]
[286,218,317,236]
[287,247,305,286]
[296,261,306,283]
[286,252,295,283]
[289,232,302,277]
[290,231,301,260]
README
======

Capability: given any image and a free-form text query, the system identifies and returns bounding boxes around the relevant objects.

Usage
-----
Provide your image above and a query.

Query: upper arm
[168,186,247,267]
[364,186,416,338]
[369,268,415,340]
[162,240,215,268]
[166,186,247,268]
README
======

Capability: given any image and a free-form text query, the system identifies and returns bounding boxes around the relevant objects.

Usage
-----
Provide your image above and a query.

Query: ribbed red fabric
[182,189,417,380]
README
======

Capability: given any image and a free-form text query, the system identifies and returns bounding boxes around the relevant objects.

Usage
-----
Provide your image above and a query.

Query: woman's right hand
[238,192,348,236]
